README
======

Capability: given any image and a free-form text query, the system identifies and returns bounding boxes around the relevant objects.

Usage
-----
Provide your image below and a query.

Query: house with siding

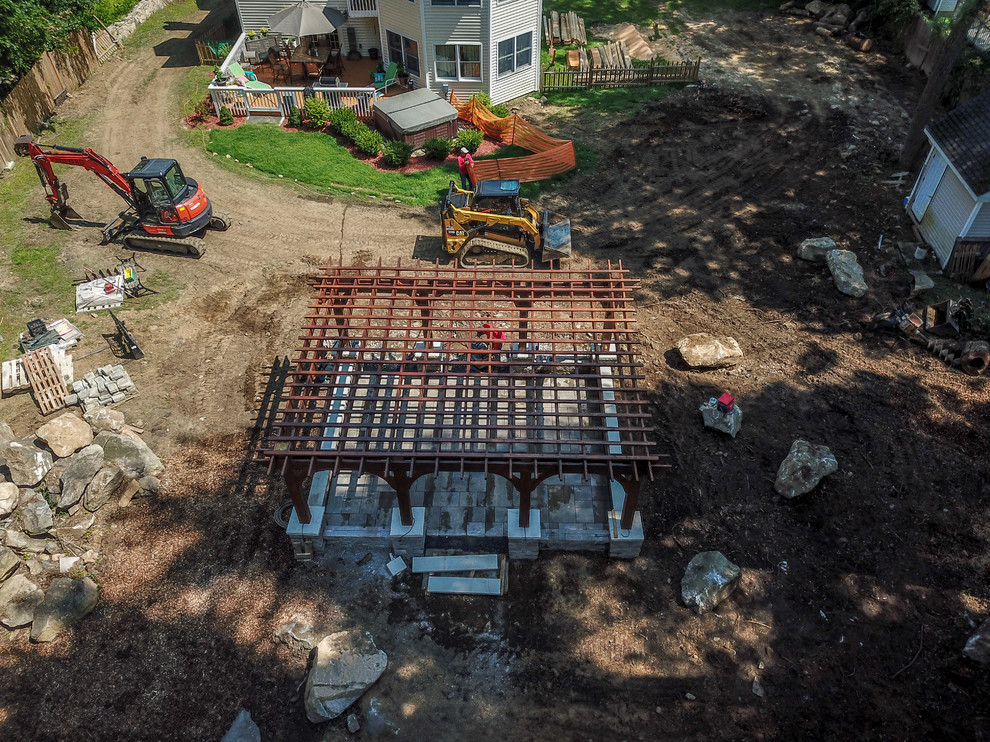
[905,91,990,281]
[232,0,543,104]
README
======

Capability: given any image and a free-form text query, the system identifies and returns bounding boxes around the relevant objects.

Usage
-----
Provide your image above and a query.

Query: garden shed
[905,91,990,281]
[372,89,459,148]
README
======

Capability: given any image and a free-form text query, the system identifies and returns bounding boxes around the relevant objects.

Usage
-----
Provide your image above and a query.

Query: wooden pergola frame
[262,262,667,530]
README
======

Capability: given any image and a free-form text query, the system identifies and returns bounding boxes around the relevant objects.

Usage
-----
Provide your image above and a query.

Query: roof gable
[927,91,990,197]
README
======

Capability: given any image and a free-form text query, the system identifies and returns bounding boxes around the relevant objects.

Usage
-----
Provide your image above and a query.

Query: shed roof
[927,91,990,197]
[373,89,458,135]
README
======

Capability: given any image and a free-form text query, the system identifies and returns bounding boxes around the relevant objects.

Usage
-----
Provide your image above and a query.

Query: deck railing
[348,0,378,14]
[541,58,701,91]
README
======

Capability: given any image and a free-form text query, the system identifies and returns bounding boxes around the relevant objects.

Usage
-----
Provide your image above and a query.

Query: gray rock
[4,440,53,487]
[0,546,20,581]
[797,236,836,262]
[220,709,261,742]
[908,270,935,297]
[36,413,94,458]
[30,576,100,642]
[41,456,69,496]
[137,475,160,495]
[677,333,743,368]
[0,421,14,465]
[275,620,321,652]
[0,482,18,517]
[361,696,399,739]
[93,432,163,479]
[305,630,388,722]
[681,551,742,613]
[699,399,743,438]
[0,574,44,628]
[4,529,48,553]
[774,439,838,498]
[805,0,829,16]
[59,444,106,510]
[963,618,990,665]
[84,466,124,512]
[53,512,96,551]
[347,713,361,733]
[22,494,54,535]
[826,249,868,297]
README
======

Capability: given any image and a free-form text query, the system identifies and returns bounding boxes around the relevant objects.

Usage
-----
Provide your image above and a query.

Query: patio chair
[269,57,291,84]
[373,61,398,95]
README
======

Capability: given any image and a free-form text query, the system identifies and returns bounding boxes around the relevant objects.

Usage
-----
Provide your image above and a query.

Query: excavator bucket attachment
[50,203,84,230]
[542,212,572,263]
[48,183,83,230]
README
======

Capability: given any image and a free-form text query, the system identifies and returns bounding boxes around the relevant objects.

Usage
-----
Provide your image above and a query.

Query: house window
[432,0,481,5]
[496,31,532,76]
[435,44,481,80]
[387,30,421,76]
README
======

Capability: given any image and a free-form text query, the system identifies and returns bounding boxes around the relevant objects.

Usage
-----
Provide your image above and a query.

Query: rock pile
[65,364,138,411]
[0,408,162,642]
[780,1,871,42]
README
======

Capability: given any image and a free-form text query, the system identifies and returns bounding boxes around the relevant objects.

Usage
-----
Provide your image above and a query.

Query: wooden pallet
[1,358,30,396]
[21,347,69,415]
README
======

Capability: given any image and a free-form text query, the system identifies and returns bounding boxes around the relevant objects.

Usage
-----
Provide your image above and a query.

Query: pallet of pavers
[413,554,508,596]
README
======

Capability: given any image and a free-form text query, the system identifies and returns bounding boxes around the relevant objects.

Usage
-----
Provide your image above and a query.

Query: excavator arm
[14,135,135,229]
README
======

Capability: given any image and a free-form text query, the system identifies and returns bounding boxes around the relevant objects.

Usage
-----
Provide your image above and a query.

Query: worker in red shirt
[457,147,474,190]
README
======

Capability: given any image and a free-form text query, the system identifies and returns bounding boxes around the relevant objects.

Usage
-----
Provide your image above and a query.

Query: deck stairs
[411,553,508,596]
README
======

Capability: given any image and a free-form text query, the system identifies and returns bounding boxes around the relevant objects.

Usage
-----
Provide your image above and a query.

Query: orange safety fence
[450,93,576,183]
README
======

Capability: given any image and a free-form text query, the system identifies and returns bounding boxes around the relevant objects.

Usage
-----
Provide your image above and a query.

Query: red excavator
[15,135,230,257]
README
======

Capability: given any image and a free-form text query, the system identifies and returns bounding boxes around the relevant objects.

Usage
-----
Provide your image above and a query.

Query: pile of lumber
[544,11,587,45]
[590,41,632,69]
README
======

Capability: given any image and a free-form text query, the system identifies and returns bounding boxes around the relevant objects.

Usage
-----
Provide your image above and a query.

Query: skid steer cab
[441,179,572,269]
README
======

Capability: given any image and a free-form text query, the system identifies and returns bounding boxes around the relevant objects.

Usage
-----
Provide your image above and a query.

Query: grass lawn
[205,125,593,206]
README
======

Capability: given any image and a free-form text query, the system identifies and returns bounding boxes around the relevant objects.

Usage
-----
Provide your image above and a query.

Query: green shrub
[328,106,357,133]
[287,105,302,127]
[382,140,414,167]
[455,128,484,154]
[216,43,232,60]
[304,96,332,127]
[193,96,213,119]
[355,128,384,156]
[92,0,140,24]
[473,91,509,118]
[423,137,453,160]
[341,119,364,141]
[218,106,234,126]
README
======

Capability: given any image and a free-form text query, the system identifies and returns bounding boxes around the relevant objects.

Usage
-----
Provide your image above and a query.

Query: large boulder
[58,444,106,509]
[221,709,261,742]
[826,249,868,297]
[21,492,54,535]
[4,529,48,553]
[93,432,163,479]
[0,574,44,628]
[52,512,96,552]
[30,576,100,643]
[797,236,836,262]
[774,439,838,498]
[304,630,388,723]
[0,546,20,581]
[0,482,18,517]
[36,413,94,458]
[83,406,126,434]
[84,465,125,512]
[964,618,990,665]
[0,421,14,465]
[4,440,53,487]
[677,333,743,368]
[699,398,743,438]
[681,551,742,613]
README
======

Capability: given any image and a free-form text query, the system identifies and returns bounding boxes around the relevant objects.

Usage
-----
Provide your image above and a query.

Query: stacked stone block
[64,365,137,411]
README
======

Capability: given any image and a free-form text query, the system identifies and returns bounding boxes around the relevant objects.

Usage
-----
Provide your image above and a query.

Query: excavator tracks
[123,234,207,257]
[209,211,232,231]
[458,237,531,269]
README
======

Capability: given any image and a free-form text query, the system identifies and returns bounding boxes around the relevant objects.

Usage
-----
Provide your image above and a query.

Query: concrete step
[425,556,508,595]
[411,554,500,574]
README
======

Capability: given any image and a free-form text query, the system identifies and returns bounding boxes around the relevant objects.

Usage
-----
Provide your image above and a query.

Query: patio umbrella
[267,2,344,39]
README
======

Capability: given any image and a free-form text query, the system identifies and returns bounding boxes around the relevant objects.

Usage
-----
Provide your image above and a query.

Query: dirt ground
[1,3,989,741]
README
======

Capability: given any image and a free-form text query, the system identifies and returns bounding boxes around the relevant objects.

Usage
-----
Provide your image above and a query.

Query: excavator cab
[124,158,213,238]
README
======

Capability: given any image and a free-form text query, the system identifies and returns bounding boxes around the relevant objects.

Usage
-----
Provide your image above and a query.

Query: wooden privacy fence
[450,94,576,183]
[209,85,377,120]
[542,58,701,91]
[194,15,239,65]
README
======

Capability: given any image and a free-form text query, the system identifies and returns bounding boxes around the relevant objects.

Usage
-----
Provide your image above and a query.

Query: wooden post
[285,463,311,525]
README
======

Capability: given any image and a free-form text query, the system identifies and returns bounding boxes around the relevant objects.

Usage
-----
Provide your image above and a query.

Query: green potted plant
[260,27,269,37]
[396,62,408,86]
[247,29,256,39]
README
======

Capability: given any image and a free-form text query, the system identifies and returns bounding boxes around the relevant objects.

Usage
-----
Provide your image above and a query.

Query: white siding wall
[965,202,990,239]
[489,0,541,104]
[920,168,977,266]
[233,1,378,52]
[422,3,486,99]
